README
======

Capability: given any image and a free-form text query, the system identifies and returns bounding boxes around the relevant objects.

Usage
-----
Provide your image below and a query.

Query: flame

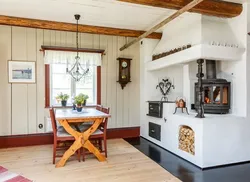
[205,97,210,104]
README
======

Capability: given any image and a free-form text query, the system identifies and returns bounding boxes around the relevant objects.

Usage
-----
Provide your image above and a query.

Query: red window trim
[45,65,101,108]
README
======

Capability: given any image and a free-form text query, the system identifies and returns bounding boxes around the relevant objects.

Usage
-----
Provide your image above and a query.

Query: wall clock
[117,57,132,89]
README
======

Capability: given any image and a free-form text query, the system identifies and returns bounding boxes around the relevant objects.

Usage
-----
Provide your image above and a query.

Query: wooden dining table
[55,108,111,168]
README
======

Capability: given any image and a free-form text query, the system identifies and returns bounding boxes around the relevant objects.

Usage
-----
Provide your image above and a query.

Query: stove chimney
[206,60,216,79]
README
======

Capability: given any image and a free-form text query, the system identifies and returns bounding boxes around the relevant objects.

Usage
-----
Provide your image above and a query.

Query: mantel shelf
[146,44,245,71]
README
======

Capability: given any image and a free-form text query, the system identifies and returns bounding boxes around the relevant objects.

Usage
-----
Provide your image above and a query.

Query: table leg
[56,136,83,168]
[56,118,107,167]
[83,140,106,162]
[59,120,79,139]
[56,120,81,168]
[82,118,106,162]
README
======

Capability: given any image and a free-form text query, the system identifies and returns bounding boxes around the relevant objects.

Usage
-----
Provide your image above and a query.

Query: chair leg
[53,140,57,164]
[104,137,107,158]
[77,149,81,162]
[99,139,103,152]
[82,148,85,162]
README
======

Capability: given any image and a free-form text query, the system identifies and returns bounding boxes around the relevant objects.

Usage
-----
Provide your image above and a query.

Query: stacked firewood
[179,126,195,155]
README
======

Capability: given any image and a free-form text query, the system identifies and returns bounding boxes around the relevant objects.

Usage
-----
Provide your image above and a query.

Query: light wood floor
[0,139,181,182]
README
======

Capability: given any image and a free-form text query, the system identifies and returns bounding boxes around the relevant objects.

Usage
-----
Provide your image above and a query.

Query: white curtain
[44,50,102,66]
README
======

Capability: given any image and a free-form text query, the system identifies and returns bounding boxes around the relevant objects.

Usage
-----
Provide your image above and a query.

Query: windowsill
[45,104,98,109]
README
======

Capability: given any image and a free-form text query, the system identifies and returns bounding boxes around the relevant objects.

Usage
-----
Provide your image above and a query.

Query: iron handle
[164,117,167,122]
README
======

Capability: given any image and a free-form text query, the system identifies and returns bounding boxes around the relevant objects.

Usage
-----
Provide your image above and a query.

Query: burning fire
[205,97,211,104]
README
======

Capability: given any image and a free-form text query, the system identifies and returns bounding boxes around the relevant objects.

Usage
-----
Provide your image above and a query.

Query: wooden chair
[49,108,81,164]
[96,105,103,111]
[81,107,110,160]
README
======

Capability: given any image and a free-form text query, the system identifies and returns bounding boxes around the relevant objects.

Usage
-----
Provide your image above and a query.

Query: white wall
[140,39,159,138]
[153,13,202,55]
[216,4,248,116]
[0,25,140,136]
[140,38,183,137]
[247,2,250,117]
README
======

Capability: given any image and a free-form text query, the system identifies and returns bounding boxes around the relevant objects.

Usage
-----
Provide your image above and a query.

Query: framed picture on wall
[8,60,36,83]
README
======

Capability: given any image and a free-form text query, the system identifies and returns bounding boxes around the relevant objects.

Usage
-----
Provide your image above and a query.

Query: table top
[55,108,111,120]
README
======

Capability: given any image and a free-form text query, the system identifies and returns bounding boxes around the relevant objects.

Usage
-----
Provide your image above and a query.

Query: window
[45,64,101,107]
[43,48,103,108]
[50,63,97,106]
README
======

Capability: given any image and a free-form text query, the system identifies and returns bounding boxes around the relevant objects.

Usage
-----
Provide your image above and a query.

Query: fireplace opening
[179,125,195,155]
[195,60,231,114]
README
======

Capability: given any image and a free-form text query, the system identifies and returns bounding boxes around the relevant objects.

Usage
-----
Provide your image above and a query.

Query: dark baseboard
[0,133,54,149]
[0,127,140,148]
[107,127,140,139]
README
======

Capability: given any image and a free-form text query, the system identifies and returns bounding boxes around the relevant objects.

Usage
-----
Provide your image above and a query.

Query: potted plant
[77,93,89,106]
[74,95,85,112]
[56,92,69,107]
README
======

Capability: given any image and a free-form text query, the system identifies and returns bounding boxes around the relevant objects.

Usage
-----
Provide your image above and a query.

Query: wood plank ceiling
[0,0,176,31]
[0,0,245,38]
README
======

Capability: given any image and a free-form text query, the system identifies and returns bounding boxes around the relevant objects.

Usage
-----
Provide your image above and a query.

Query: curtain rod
[40,45,105,55]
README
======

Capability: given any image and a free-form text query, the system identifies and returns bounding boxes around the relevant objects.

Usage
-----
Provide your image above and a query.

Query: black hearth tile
[125,137,250,182]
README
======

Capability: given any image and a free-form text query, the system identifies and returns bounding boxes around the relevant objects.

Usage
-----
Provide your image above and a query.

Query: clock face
[121,61,127,68]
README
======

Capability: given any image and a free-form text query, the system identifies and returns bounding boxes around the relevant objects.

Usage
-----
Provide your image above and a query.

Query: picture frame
[8,60,36,83]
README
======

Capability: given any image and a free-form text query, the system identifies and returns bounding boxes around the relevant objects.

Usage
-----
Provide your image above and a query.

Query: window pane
[213,86,221,104]
[204,87,212,104]
[52,74,71,89]
[50,63,72,106]
[76,88,94,104]
[52,63,67,74]
[222,86,228,105]
[49,62,97,106]
[76,80,93,88]
[76,66,94,88]
[75,66,96,104]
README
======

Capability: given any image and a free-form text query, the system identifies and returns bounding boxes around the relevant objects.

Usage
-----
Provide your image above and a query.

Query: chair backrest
[101,107,110,131]
[102,107,110,115]
[96,105,103,111]
[49,107,57,137]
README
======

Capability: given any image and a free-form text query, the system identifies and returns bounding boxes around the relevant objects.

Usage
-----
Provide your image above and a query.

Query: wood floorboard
[0,139,181,182]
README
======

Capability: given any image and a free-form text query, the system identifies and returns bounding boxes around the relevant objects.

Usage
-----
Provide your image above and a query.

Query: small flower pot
[76,106,83,112]
[61,100,67,107]
[82,100,87,106]
[72,103,76,110]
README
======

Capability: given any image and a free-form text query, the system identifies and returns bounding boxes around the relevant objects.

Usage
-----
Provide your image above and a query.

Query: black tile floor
[125,137,250,182]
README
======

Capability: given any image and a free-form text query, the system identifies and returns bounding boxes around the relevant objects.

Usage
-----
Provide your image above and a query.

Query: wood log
[179,126,195,155]
[118,0,243,18]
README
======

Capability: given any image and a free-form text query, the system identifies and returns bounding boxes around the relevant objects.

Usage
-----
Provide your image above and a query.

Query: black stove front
[195,60,231,114]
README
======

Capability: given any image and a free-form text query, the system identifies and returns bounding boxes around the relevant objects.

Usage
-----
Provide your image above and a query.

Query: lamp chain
[76,17,79,58]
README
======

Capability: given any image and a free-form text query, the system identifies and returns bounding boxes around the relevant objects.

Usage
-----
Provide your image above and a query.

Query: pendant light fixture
[66,14,89,82]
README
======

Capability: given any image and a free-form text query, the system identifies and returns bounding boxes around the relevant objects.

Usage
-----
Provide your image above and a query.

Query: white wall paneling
[26,28,37,134]
[36,29,45,133]
[116,37,125,128]
[0,26,12,136]
[11,27,29,135]
[0,25,140,136]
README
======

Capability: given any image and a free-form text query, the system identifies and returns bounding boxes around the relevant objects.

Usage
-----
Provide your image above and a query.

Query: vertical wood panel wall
[0,25,140,136]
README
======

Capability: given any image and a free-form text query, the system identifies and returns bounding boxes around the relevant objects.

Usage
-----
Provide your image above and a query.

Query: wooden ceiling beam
[118,0,243,18]
[0,15,162,39]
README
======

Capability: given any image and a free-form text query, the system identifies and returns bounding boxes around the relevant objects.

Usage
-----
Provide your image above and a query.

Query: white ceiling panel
[0,0,245,31]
